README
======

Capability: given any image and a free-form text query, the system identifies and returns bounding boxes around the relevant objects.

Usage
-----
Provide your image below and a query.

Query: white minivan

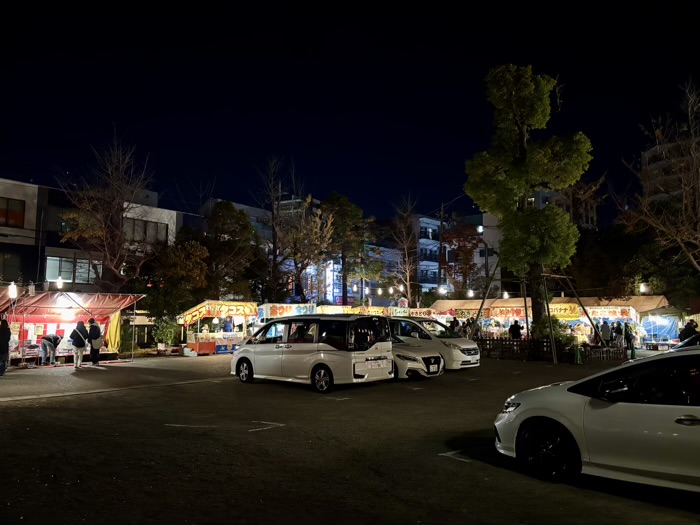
[231,314,394,393]
[389,317,480,370]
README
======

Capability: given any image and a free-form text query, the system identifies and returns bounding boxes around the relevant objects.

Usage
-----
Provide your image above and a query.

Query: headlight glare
[501,401,521,413]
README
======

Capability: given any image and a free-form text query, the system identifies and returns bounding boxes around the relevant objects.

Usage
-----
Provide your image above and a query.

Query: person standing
[40,334,62,366]
[508,320,523,340]
[624,321,635,356]
[0,319,11,376]
[600,321,611,347]
[70,321,89,369]
[614,322,624,347]
[87,318,103,366]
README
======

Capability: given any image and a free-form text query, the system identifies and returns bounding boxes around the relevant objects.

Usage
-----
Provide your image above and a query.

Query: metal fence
[474,337,627,364]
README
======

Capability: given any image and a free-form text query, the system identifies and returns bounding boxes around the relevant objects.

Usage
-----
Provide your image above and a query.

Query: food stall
[0,288,144,365]
[179,300,258,355]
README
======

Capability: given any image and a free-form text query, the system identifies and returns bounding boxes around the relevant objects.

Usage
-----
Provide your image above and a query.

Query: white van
[231,314,394,393]
[389,317,480,370]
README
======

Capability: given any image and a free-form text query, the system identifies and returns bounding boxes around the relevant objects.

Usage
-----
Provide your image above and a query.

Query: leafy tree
[622,83,700,272]
[465,65,593,325]
[322,192,368,305]
[152,317,180,345]
[285,197,334,303]
[442,224,480,299]
[137,238,209,319]
[59,139,158,292]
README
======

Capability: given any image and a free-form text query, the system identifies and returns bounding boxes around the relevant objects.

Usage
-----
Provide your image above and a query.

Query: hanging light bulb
[353,284,358,292]
[399,284,405,292]
[467,289,474,298]
[503,291,509,299]
[57,276,63,289]
[8,282,18,299]
[389,287,394,294]
[439,287,447,295]
[28,282,35,296]
[378,288,383,295]
[364,287,369,295]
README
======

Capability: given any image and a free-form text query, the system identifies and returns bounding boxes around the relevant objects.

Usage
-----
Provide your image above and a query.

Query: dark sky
[2,9,700,221]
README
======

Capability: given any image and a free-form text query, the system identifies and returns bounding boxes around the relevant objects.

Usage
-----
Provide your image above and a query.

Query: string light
[57,276,63,289]
[353,284,358,292]
[378,288,383,295]
[364,287,369,295]
[8,282,17,299]
[467,289,474,298]
[503,291,509,299]
[389,287,394,294]
[399,284,404,292]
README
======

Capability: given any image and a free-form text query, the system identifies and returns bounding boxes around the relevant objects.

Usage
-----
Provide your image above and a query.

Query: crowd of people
[0,317,105,376]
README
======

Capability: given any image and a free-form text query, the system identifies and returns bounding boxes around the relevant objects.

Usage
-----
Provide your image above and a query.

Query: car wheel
[311,365,333,393]
[237,359,254,383]
[516,420,581,481]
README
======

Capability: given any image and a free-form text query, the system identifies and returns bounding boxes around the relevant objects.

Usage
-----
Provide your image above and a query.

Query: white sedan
[494,348,700,492]
[391,336,444,379]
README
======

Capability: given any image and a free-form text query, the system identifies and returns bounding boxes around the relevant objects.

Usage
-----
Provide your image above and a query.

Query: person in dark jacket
[0,319,11,376]
[508,320,523,340]
[679,321,698,342]
[70,321,89,369]
[87,318,103,366]
[40,334,62,366]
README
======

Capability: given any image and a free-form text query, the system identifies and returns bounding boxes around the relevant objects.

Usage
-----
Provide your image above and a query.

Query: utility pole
[438,203,444,290]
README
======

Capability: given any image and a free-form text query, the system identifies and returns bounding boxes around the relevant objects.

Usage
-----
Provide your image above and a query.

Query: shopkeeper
[40,334,62,366]
[223,317,233,333]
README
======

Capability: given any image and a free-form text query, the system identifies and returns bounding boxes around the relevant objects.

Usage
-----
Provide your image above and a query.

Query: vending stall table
[179,300,258,356]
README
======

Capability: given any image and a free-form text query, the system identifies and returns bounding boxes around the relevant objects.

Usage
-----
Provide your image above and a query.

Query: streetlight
[57,276,63,289]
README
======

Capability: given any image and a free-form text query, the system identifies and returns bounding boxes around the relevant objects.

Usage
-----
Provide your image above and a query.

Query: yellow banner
[455,308,488,319]
[10,322,20,334]
[547,303,581,321]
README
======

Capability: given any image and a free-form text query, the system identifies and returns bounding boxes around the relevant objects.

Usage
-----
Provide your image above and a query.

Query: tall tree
[59,139,158,292]
[621,83,700,272]
[390,196,419,307]
[465,65,593,325]
[285,197,334,303]
[322,192,368,305]
[442,224,480,299]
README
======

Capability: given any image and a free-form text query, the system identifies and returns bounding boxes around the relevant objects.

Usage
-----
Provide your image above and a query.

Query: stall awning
[179,300,258,326]
[0,291,144,319]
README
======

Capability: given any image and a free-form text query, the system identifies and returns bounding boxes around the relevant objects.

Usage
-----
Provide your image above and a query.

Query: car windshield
[418,320,460,339]
[673,333,700,349]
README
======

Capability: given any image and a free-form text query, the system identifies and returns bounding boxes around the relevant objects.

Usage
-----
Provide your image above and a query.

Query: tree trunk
[527,264,548,329]
[295,268,307,303]
[341,251,348,305]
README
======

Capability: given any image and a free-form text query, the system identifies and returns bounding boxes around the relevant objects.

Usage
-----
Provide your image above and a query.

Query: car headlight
[442,342,462,351]
[395,354,420,362]
[501,401,521,413]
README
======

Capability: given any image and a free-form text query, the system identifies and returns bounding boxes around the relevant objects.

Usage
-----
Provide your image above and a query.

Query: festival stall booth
[179,301,258,356]
[0,288,144,365]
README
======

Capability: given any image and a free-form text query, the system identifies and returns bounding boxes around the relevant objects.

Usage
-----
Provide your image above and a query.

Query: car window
[571,355,700,406]
[257,322,286,344]
[392,320,417,338]
[288,321,317,344]
[401,321,431,340]
[418,320,460,339]
[349,317,390,351]
[319,320,348,351]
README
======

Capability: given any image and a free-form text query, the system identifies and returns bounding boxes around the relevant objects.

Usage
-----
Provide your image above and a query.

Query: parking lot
[0,355,696,524]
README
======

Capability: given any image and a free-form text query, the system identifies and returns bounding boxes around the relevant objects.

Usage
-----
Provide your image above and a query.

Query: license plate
[367,360,386,369]
[429,364,438,372]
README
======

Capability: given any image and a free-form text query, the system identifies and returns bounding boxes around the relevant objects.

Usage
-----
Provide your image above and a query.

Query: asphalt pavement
[0,355,696,524]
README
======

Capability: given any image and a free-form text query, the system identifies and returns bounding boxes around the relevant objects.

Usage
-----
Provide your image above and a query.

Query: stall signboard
[258,303,316,320]
[10,322,20,334]
[587,306,638,322]
[490,307,531,319]
[548,303,581,321]
[351,306,389,316]
[455,308,489,319]
[388,307,410,317]
[34,323,44,336]
[316,305,353,315]
[409,308,434,318]
[183,301,258,326]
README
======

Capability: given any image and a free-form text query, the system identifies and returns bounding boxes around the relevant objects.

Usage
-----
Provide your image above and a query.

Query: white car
[494,348,700,492]
[390,335,444,379]
[389,317,480,370]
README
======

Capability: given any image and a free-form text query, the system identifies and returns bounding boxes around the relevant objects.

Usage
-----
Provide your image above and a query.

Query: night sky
[3,9,700,221]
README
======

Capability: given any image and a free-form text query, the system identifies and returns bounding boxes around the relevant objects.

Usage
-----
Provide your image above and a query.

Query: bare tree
[621,83,700,272]
[58,139,157,292]
[389,196,419,306]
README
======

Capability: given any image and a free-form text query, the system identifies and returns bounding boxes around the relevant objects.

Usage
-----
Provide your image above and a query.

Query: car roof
[263,314,386,322]
[390,317,434,321]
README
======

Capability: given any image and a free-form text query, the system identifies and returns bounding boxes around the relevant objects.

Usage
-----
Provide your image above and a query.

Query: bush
[152,316,179,345]
[533,315,576,347]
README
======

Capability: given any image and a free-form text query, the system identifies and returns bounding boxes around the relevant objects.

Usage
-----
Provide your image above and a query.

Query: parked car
[389,317,480,370]
[494,348,700,492]
[390,334,444,379]
[231,315,393,393]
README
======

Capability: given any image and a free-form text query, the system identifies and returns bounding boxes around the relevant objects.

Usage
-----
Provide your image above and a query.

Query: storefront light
[467,289,474,298]
[8,282,17,299]
[503,291,509,299]
[212,317,220,325]
[57,276,64,289]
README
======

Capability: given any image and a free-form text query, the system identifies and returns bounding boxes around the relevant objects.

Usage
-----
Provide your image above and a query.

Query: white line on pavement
[438,450,472,463]
[466,378,478,382]
[0,377,231,403]
[513,371,522,374]
[410,387,424,391]
[249,421,285,432]
[165,424,219,428]
[319,397,350,401]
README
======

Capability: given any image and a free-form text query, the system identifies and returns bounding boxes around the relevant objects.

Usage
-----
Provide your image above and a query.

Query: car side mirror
[411,331,420,339]
[601,380,629,403]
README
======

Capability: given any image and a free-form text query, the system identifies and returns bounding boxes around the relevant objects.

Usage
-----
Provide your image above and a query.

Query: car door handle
[674,415,700,426]
[275,344,292,349]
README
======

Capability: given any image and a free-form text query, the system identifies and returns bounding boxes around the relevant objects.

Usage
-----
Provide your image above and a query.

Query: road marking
[249,421,285,432]
[165,424,219,428]
[438,450,472,463]
[466,378,478,382]
[0,377,231,403]
[410,387,424,391]
[319,397,350,401]
[513,371,522,374]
